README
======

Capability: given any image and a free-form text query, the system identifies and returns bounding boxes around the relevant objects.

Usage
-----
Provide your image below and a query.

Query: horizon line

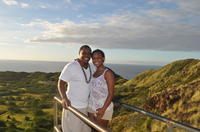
[0,58,166,66]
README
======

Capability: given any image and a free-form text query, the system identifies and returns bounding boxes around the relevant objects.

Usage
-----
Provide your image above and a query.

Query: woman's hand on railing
[62,98,71,109]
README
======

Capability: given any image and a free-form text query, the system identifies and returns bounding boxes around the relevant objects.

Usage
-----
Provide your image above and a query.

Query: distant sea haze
[0,60,161,80]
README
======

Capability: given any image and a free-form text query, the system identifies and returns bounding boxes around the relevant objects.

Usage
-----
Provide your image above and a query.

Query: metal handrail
[115,101,200,132]
[54,96,200,132]
[54,96,112,132]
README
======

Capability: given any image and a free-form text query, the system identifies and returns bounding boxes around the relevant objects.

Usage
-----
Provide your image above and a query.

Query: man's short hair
[79,45,92,54]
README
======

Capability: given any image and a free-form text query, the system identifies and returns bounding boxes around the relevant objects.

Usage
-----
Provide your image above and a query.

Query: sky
[0,0,200,65]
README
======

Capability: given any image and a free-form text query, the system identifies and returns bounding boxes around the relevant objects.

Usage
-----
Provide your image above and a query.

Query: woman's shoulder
[104,68,114,78]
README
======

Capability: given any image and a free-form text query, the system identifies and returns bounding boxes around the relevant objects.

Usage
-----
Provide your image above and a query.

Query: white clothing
[88,69,113,112]
[59,60,95,108]
[62,108,91,132]
[59,60,95,132]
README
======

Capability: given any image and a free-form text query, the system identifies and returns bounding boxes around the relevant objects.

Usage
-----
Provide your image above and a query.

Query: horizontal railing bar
[54,96,112,132]
[54,126,61,132]
[116,101,200,132]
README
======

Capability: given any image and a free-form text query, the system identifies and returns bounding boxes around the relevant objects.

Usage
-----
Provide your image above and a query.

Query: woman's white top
[88,69,113,112]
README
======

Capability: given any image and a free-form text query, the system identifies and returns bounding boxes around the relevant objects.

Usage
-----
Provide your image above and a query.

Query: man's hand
[62,98,71,109]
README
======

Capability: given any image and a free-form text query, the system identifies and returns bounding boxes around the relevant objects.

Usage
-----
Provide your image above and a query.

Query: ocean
[0,60,161,80]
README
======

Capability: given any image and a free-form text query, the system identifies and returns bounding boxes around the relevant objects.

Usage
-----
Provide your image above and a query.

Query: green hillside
[0,72,60,132]
[111,59,200,132]
[0,59,199,132]
[0,70,125,132]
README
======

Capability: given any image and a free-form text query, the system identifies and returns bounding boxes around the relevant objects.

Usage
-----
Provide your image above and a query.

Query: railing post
[167,121,174,132]
[167,126,173,132]
[54,99,61,132]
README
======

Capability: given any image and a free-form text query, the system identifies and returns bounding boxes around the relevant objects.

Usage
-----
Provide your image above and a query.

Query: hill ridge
[112,59,200,132]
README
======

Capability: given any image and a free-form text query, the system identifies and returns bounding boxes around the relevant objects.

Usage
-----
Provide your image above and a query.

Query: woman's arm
[96,70,115,119]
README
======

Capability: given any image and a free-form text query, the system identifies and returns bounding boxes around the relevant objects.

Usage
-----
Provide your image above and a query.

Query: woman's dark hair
[79,45,92,54]
[92,49,105,58]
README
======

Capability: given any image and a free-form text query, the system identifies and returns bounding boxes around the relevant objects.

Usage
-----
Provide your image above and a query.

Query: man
[58,45,93,132]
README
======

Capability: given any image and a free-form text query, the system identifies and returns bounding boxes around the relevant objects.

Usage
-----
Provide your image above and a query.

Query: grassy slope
[0,72,59,131]
[0,70,125,131]
[0,59,199,131]
[111,59,200,132]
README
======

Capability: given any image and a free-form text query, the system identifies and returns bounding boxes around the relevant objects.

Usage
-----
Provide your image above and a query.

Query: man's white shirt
[59,60,96,108]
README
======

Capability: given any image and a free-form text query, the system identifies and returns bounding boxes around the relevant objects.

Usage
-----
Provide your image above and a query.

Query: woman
[88,49,115,129]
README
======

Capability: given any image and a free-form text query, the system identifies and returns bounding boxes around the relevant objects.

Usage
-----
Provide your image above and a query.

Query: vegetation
[111,59,200,132]
[0,59,199,132]
[0,72,59,132]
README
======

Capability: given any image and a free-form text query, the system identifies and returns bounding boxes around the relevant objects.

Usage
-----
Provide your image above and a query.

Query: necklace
[78,61,92,83]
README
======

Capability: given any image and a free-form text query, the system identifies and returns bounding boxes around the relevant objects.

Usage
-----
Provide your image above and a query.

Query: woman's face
[92,52,105,67]
[79,48,91,63]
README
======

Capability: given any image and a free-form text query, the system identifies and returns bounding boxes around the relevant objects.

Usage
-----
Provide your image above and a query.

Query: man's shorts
[62,108,91,132]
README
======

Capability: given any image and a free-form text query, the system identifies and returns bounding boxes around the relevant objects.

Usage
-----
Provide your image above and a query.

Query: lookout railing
[54,96,200,132]
[54,97,111,132]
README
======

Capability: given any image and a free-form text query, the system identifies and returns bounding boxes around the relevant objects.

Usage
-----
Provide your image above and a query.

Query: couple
[58,45,115,132]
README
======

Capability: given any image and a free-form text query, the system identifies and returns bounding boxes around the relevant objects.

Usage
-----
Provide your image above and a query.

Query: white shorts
[87,102,114,120]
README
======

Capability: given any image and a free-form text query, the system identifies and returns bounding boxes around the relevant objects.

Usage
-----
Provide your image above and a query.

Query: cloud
[1,0,17,5]
[20,3,29,8]
[35,0,84,10]
[39,5,47,9]
[177,0,200,16]
[149,0,200,16]
[26,0,200,51]
[1,0,29,8]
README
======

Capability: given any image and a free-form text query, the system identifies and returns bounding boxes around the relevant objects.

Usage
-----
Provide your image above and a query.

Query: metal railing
[54,96,112,132]
[115,101,200,132]
[54,96,200,132]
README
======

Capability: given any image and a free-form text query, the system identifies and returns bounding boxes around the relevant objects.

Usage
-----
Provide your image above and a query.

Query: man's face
[79,48,91,63]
